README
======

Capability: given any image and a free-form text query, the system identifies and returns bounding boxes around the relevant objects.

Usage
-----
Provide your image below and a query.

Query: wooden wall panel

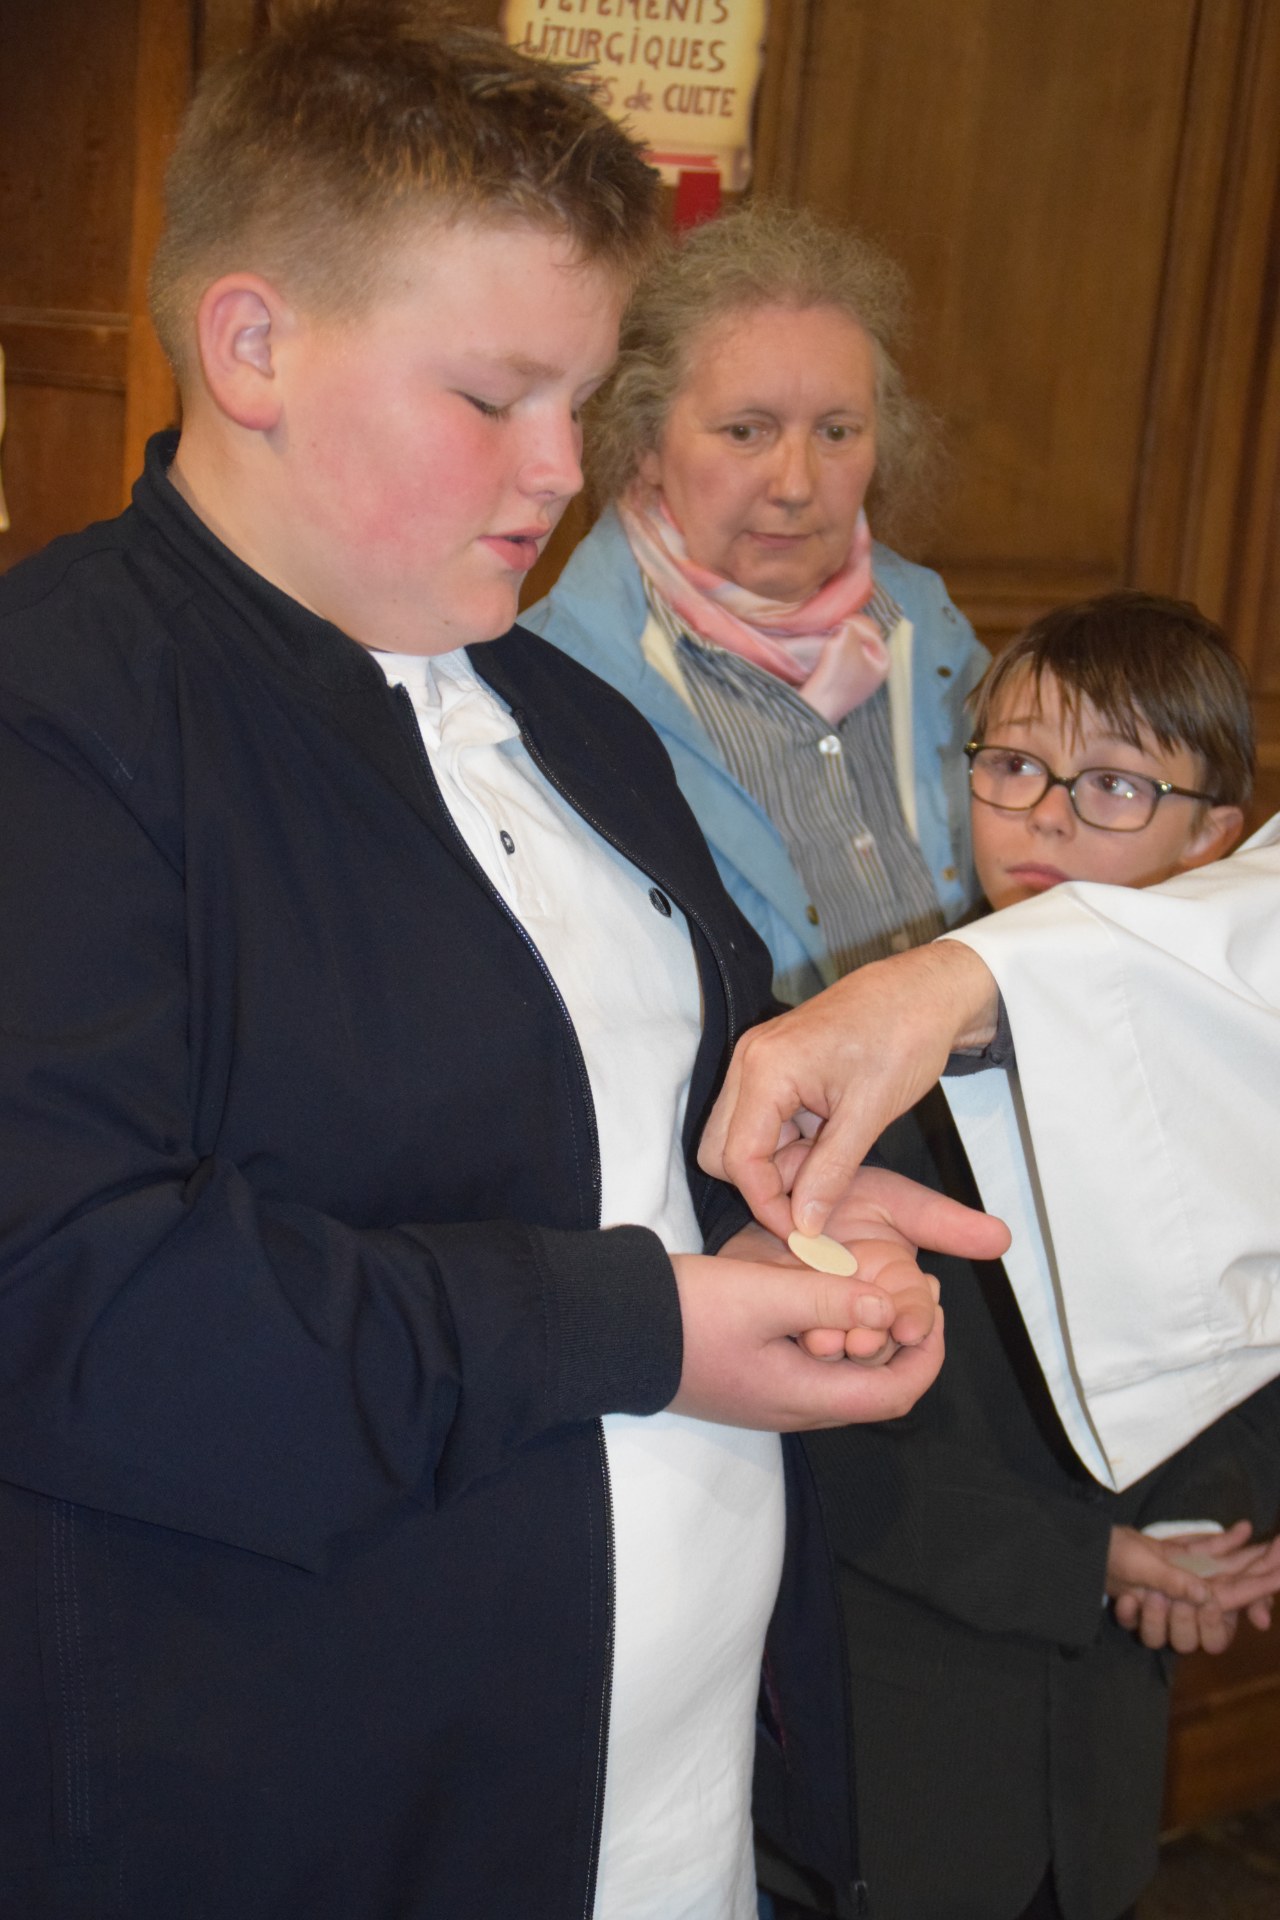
[1165,1610,1280,1830]
[0,0,141,313]
[1132,0,1280,670]
[757,0,1199,627]
[0,321,128,563]
[753,0,1280,828]
[121,0,196,489]
[0,0,193,571]
[1,382,126,560]
[0,0,138,566]
[1201,1,1280,828]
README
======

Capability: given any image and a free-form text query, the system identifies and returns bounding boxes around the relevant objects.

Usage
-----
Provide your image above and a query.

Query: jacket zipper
[391,686,619,1899]
[392,684,745,1905]
[583,1422,617,1920]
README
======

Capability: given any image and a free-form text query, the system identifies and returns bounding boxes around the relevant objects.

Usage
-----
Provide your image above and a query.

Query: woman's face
[639,302,879,601]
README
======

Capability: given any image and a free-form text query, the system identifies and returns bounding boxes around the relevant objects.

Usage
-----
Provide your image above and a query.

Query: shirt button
[806,904,820,925]
[818,734,842,756]
[889,930,911,952]
[941,864,957,882]
[499,830,516,855]
[937,664,953,678]
[853,832,876,855]
[649,887,672,917]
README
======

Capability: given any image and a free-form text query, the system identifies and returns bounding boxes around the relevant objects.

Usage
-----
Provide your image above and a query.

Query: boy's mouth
[481,529,548,570]
[1005,862,1072,891]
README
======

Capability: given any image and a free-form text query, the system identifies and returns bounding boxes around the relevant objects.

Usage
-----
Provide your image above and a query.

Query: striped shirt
[646,579,945,979]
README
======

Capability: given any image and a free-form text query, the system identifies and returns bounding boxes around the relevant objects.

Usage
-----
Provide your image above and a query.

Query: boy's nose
[1027,779,1076,834]
[522,416,584,501]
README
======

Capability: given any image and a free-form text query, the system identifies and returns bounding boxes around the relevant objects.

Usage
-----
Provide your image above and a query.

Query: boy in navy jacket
[0,7,1004,1915]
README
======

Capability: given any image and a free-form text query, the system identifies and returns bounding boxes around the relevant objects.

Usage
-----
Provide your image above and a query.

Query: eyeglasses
[964,743,1219,832]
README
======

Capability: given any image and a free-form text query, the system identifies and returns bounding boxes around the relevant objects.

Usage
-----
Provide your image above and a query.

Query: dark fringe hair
[969,591,1255,807]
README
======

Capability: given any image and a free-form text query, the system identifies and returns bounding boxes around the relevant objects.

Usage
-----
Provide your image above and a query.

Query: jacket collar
[131,437,729,935]
[132,432,414,700]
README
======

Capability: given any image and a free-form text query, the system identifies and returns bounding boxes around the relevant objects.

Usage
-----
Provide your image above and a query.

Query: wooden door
[751,0,1280,826]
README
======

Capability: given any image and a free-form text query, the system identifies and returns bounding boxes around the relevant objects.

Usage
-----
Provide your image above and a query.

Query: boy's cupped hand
[1108,1521,1279,1654]
[669,1216,944,1432]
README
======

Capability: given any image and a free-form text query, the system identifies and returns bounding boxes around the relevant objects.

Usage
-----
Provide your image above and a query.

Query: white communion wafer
[1167,1549,1226,1578]
[786,1231,859,1277]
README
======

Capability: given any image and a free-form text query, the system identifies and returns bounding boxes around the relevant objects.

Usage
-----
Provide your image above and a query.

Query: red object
[673,168,722,231]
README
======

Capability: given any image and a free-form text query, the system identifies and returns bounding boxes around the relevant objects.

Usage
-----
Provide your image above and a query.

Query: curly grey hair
[588,201,938,541]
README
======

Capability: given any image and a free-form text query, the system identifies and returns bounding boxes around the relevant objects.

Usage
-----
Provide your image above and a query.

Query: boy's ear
[193,274,294,432]
[1177,802,1246,871]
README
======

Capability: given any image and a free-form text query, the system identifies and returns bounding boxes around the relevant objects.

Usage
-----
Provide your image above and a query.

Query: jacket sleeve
[942,832,1280,1361]
[808,1383,1116,1650]
[940,827,1280,1483]
[0,701,682,1573]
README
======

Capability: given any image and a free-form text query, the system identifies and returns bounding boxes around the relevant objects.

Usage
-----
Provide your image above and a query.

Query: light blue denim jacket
[522,507,988,1002]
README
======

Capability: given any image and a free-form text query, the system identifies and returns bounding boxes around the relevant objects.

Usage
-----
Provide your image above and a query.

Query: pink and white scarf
[618,489,890,724]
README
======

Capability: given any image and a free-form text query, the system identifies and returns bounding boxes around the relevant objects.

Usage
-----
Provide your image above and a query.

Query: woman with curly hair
[525,203,988,1004]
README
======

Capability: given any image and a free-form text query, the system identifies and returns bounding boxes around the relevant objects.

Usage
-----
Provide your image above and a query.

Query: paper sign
[503,0,768,189]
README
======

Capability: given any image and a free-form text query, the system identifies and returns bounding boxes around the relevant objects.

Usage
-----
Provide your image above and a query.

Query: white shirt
[375,646,784,1919]
[942,814,1280,1489]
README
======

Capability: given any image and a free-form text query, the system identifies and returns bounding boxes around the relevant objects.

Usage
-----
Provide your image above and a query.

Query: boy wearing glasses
[965,591,1247,909]
[763,591,1280,1920]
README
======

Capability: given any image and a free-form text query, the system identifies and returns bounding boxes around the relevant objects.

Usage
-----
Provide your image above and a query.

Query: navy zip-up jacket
[0,436,858,1918]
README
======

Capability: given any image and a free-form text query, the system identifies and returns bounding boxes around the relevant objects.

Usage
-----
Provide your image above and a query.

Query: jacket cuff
[531,1223,683,1424]
[942,992,1015,1074]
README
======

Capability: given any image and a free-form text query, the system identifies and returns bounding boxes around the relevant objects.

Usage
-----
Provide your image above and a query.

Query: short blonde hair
[589,202,937,539]
[149,0,660,381]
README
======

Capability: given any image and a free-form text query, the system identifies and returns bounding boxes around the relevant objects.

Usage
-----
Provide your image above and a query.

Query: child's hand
[794,1240,942,1366]
[670,1230,944,1430]
[1107,1522,1278,1653]
[715,1221,940,1366]
[1194,1528,1280,1627]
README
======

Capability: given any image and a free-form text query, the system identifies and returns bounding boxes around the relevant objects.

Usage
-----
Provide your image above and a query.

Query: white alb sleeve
[939,815,1280,1489]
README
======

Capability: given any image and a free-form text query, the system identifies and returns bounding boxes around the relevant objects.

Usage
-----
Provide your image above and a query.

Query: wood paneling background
[752,0,1280,825]
[0,0,143,565]
[0,0,268,568]
[0,0,1277,1831]
[0,0,193,567]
